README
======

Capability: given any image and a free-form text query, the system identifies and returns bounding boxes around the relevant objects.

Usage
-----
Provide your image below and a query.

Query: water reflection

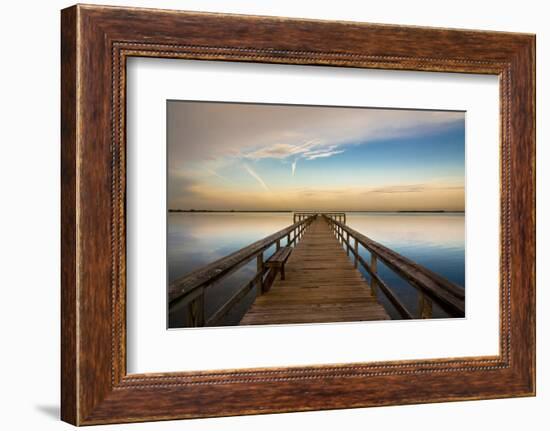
[346,213,464,319]
[168,212,465,327]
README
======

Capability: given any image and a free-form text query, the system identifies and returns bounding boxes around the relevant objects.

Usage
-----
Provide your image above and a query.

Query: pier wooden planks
[241,217,389,325]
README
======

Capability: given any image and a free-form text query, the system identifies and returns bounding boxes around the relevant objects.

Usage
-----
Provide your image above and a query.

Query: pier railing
[324,214,465,319]
[169,215,316,327]
[294,211,345,224]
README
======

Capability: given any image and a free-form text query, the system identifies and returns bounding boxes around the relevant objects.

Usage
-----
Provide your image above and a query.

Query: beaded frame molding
[61,4,535,425]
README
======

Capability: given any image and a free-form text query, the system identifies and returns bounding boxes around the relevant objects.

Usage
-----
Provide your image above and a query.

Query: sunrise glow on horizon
[167,101,465,212]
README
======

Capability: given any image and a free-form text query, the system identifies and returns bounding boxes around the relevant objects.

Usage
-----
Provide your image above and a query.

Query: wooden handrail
[169,215,316,326]
[324,214,465,318]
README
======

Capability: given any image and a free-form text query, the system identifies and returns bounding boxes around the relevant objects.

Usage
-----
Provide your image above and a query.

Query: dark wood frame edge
[61,4,535,426]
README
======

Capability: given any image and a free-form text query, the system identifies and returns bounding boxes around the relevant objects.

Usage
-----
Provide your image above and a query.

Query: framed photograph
[61,4,535,425]
[165,101,466,329]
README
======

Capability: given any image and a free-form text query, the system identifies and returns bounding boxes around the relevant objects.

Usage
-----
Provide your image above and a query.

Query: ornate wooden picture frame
[61,4,535,425]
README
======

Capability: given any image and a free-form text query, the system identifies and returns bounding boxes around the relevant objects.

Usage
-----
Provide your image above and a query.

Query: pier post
[185,289,205,327]
[346,231,350,255]
[276,239,281,251]
[370,254,378,297]
[419,292,433,318]
[257,252,264,295]
[354,239,358,268]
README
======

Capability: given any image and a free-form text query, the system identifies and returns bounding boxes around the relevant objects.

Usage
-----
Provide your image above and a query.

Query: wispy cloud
[367,183,464,194]
[244,139,325,161]
[305,148,345,160]
[244,163,270,192]
[245,139,346,174]
[245,143,302,159]
[369,184,427,194]
[296,187,350,197]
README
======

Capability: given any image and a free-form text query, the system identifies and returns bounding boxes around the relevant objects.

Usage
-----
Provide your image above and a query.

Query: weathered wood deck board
[240,217,389,325]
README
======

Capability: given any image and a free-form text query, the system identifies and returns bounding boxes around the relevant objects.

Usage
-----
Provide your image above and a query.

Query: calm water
[168,212,465,327]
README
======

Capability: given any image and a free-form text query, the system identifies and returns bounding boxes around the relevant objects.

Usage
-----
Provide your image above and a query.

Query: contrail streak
[244,164,270,191]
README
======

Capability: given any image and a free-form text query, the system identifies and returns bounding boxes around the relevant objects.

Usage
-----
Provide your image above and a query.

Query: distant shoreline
[168,209,465,214]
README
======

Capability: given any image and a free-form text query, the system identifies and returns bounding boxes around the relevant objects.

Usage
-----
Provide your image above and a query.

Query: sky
[167,101,465,211]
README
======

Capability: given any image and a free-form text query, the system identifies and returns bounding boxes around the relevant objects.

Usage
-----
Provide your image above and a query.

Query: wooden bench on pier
[266,246,292,281]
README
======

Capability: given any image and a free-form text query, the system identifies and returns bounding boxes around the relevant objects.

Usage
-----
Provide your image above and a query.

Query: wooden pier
[240,216,388,325]
[169,212,465,328]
